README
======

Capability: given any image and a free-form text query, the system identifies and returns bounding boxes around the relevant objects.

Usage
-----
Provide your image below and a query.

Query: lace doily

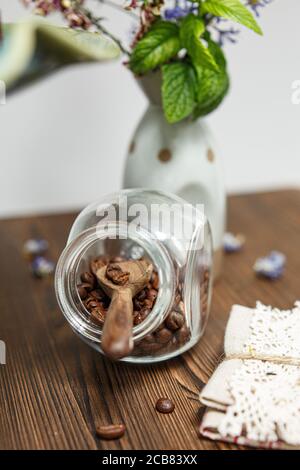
[243,302,300,360]
[219,303,300,445]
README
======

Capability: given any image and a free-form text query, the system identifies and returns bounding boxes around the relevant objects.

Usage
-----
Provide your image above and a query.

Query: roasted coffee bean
[139,341,164,353]
[147,289,158,303]
[176,301,185,314]
[176,325,191,344]
[133,309,149,326]
[174,291,181,305]
[134,298,143,311]
[96,424,126,440]
[155,328,172,344]
[133,310,141,325]
[80,281,94,292]
[155,398,175,414]
[143,298,154,309]
[165,310,185,331]
[80,271,95,286]
[106,263,130,286]
[143,333,155,343]
[151,272,159,290]
[87,299,99,309]
[90,257,107,275]
[90,289,105,301]
[156,322,165,332]
[77,284,88,300]
[136,289,146,301]
[85,298,101,312]
[90,306,105,325]
[111,256,125,263]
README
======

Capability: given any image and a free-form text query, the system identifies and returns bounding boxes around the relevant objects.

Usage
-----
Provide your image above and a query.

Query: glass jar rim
[55,221,176,345]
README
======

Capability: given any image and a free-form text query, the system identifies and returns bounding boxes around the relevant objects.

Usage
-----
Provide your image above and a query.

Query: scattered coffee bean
[155,398,175,414]
[96,424,126,440]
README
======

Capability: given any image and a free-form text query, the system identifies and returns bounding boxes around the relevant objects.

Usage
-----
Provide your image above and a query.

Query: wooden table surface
[0,189,299,450]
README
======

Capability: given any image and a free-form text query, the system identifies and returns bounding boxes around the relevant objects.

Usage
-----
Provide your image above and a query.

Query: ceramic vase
[123,73,226,279]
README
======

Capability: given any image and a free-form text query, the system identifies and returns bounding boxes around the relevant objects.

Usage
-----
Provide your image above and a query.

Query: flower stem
[94,0,139,18]
[81,7,130,55]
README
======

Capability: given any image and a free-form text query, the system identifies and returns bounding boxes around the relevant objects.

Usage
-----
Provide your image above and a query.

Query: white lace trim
[219,303,300,445]
[243,302,300,359]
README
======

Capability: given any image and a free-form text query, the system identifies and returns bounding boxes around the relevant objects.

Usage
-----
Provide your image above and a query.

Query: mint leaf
[193,40,230,118]
[129,21,181,75]
[162,62,197,123]
[202,0,263,35]
[180,14,218,72]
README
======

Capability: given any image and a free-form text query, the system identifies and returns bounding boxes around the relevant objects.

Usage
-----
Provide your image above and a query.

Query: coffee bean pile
[77,255,210,357]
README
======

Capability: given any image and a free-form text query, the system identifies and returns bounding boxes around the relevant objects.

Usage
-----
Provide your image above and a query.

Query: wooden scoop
[96,259,153,360]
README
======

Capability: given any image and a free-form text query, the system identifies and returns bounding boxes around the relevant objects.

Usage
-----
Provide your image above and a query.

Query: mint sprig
[193,40,230,119]
[128,0,263,123]
[162,62,197,123]
[129,21,181,75]
[161,38,229,123]
[202,0,263,35]
[180,14,219,72]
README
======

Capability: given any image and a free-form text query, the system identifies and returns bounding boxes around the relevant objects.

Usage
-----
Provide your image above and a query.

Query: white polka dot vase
[123,72,226,279]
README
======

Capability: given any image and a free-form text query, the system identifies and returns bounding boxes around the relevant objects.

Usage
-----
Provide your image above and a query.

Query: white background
[0,0,299,218]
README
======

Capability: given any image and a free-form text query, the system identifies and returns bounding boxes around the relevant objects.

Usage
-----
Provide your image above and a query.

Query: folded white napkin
[199,302,300,449]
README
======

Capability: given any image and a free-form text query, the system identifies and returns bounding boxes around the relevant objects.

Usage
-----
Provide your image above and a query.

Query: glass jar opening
[55,222,176,345]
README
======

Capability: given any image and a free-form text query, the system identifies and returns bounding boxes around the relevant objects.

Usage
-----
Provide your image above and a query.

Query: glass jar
[55,189,213,363]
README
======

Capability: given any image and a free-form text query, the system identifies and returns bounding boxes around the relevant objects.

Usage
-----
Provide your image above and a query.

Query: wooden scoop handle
[101,288,134,361]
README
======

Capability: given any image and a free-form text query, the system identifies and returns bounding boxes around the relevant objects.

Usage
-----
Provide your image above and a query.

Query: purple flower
[215,27,240,46]
[253,251,286,280]
[246,0,274,18]
[223,232,245,253]
[163,1,197,20]
[23,238,49,258]
[31,256,55,278]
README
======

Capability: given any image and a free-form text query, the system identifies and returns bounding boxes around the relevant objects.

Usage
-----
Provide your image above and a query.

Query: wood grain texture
[0,189,299,450]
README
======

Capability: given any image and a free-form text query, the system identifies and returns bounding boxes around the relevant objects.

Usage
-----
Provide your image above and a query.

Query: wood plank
[0,190,299,450]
